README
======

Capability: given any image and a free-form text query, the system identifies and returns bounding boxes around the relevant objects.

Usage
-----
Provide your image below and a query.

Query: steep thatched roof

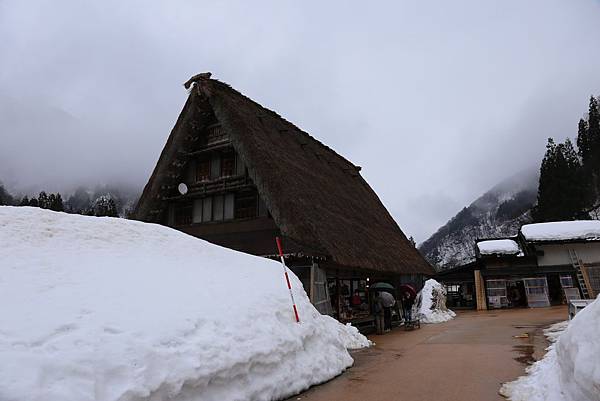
[134,75,433,275]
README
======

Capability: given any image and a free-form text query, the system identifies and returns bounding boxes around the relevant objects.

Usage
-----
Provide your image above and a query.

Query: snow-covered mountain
[419,167,538,271]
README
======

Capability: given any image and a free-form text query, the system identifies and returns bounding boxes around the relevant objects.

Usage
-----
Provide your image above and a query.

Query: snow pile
[413,279,456,324]
[0,207,368,401]
[477,239,522,256]
[521,220,600,242]
[501,297,600,401]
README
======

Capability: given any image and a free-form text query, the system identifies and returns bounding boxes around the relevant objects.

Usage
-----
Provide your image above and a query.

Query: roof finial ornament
[183,72,212,90]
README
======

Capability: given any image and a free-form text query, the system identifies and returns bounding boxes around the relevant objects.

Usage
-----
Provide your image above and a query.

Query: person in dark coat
[373,291,385,335]
[380,291,396,332]
[401,291,415,322]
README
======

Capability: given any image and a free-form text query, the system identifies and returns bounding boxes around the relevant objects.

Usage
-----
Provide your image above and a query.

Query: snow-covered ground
[477,239,522,256]
[413,279,456,323]
[0,207,369,401]
[501,297,600,401]
[521,220,600,242]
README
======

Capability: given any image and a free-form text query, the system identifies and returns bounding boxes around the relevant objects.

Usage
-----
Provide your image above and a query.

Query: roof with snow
[477,239,523,256]
[521,220,600,243]
[134,74,433,275]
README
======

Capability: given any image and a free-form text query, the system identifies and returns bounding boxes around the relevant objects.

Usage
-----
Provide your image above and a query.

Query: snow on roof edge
[521,220,600,242]
[476,239,523,256]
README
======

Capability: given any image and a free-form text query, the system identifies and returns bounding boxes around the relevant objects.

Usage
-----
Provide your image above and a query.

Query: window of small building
[192,199,202,223]
[235,192,257,219]
[560,275,574,288]
[213,195,224,221]
[202,197,213,222]
[196,158,211,182]
[210,154,221,180]
[174,203,193,226]
[221,152,235,177]
[224,193,235,220]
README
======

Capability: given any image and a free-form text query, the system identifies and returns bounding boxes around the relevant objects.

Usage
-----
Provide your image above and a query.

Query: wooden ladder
[568,249,591,299]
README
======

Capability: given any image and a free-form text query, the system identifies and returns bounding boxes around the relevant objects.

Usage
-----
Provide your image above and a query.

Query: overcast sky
[2,0,600,242]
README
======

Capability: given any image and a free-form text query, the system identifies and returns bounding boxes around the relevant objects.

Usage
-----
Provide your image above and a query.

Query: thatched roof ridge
[135,75,433,275]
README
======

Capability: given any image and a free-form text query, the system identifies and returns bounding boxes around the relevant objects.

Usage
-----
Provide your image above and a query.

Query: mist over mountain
[0,181,140,218]
[419,167,539,271]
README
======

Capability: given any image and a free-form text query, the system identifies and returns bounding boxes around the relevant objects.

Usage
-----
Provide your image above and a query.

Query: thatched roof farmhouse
[134,73,433,320]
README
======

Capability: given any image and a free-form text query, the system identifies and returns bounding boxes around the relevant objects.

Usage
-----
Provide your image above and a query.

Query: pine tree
[107,198,118,217]
[48,193,56,209]
[588,96,600,165]
[29,197,39,207]
[37,191,49,209]
[0,184,14,206]
[93,196,119,217]
[533,138,588,222]
[66,187,91,214]
[19,196,30,206]
[49,193,64,212]
[577,118,590,163]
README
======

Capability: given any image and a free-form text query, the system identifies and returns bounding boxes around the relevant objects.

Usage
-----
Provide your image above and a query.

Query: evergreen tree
[29,197,39,207]
[37,191,49,209]
[49,193,64,212]
[48,193,56,209]
[19,196,30,206]
[0,184,14,206]
[588,96,600,167]
[577,118,590,164]
[533,138,588,222]
[66,187,91,214]
[93,196,119,217]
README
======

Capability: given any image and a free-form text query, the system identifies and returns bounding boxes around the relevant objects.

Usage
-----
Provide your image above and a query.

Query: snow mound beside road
[0,207,368,401]
[501,297,600,401]
[413,279,456,323]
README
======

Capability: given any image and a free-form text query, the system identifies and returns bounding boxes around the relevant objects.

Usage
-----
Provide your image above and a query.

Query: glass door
[523,277,550,308]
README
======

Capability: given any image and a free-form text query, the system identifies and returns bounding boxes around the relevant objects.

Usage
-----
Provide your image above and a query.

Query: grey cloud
[1,0,600,241]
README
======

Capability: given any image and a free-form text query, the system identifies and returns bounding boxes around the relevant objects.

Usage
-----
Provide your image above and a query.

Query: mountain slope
[419,168,538,271]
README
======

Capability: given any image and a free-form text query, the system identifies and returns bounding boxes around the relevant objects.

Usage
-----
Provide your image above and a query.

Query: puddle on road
[513,344,535,365]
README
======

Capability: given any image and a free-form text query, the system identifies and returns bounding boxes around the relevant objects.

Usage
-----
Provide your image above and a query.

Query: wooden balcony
[162,174,251,201]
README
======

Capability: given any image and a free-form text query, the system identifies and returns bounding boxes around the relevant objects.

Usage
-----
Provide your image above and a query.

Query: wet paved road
[290,307,567,401]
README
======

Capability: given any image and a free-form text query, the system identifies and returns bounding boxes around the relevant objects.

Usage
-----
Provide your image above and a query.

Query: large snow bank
[501,297,600,401]
[0,207,368,401]
[477,239,522,256]
[413,279,456,324]
[521,220,600,242]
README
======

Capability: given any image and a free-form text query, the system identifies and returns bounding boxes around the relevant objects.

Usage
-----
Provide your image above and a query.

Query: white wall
[536,242,600,266]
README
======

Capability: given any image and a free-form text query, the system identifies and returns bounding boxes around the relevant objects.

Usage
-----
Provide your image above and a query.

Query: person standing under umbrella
[380,291,396,332]
[373,291,385,335]
[399,284,417,323]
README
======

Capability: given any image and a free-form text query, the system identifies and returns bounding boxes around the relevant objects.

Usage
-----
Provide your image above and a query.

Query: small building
[134,73,433,324]
[437,220,600,310]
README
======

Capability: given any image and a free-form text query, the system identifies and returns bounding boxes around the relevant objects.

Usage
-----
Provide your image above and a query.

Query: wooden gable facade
[134,73,434,323]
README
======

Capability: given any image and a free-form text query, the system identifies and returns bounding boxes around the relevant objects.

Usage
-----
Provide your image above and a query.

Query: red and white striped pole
[276,237,300,323]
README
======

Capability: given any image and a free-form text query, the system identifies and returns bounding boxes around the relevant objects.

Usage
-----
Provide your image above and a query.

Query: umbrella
[380,291,396,307]
[399,284,417,301]
[370,282,395,291]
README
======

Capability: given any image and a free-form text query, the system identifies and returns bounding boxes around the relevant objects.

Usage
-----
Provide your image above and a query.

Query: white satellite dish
[177,183,188,195]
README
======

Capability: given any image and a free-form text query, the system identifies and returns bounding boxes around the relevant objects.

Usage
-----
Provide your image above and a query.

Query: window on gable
[174,203,193,226]
[196,158,211,182]
[221,152,235,177]
[235,192,257,219]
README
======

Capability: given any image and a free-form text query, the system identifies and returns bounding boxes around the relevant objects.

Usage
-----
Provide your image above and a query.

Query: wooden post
[335,272,341,320]
[309,262,316,303]
[474,270,487,310]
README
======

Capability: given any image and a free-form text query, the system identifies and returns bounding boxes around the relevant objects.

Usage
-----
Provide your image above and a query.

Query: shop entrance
[506,280,527,308]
